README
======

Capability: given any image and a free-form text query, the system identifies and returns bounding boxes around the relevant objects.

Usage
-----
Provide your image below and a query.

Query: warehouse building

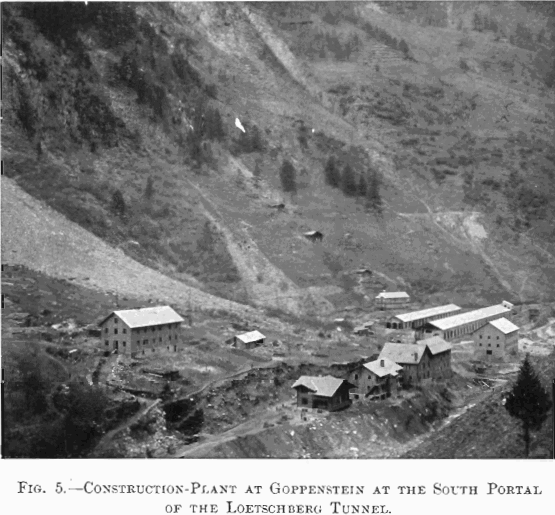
[417,302,513,342]
[386,304,461,330]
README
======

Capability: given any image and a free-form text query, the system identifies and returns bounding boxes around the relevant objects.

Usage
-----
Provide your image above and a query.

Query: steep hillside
[3,1,555,318]
[403,351,554,459]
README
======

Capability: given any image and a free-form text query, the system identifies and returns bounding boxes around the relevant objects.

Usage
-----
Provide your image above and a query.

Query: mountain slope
[3,1,555,316]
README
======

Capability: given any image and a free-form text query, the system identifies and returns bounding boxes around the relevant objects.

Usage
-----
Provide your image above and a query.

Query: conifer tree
[279,159,297,195]
[504,354,552,457]
[366,170,383,214]
[144,176,154,201]
[341,164,358,197]
[358,173,368,198]
[324,155,341,188]
[111,189,126,218]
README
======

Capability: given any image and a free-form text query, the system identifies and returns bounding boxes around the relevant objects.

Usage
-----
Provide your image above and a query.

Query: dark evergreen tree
[341,164,358,197]
[358,173,368,198]
[367,170,383,214]
[279,159,297,195]
[144,176,154,200]
[205,107,225,141]
[111,189,126,217]
[324,155,341,188]
[249,124,264,152]
[504,354,552,457]
[398,39,410,56]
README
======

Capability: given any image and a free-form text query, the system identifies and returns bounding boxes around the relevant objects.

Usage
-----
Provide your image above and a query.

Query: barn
[303,230,324,242]
[228,330,266,350]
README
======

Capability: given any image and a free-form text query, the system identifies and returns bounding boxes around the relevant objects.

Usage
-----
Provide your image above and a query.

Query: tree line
[278,155,383,213]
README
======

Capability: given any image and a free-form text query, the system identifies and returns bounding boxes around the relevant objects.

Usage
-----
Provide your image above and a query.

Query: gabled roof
[420,336,452,355]
[291,375,351,397]
[379,342,427,364]
[353,325,370,333]
[429,304,511,331]
[393,304,461,323]
[236,330,266,343]
[376,291,410,299]
[363,357,403,377]
[484,318,519,335]
[99,306,184,328]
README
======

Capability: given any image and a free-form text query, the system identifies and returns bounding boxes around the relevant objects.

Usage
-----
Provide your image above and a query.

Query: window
[105,327,108,333]
[488,344,491,347]
[301,398,308,405]
[174,345,177,352]
[115,341,119,348]
[105,340,109,346]
[486,350,492,355]
[479,343,482,346]
[152,327,155,332]
[497,344,500,347]
[159,326,162,331]
[354,374,359,381]
[137,340,140,346]
[479,335,482,339]
[142,350,145,355]
[159,337,162,343]
[123,342,126,347]
[152,348,155,353]
[114,328,118,334]
[143,340,148,345]
[488,335,490,339]
[123,328,127,334]
[497,336,499,339]
[169,335,172,341]
[144,328,147,334]
[114,318,118,323]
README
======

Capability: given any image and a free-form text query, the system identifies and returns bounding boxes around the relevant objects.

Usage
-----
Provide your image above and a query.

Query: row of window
[105,337,177,348]
[479,343,501,348]
[105,325,180,335]
[479,335,500,340]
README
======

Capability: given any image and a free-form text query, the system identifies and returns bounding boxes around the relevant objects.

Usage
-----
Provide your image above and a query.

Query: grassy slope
[3,1,555,320]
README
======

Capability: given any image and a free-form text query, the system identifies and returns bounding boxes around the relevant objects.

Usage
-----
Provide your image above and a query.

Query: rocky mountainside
[3,1,555,318]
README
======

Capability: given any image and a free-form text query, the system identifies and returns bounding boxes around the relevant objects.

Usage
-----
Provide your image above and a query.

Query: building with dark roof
[379,336,452,386]
[292,375,354,411]
[348,358,403,401]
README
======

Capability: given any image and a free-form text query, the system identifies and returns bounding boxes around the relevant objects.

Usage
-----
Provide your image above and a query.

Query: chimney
[414,352,418,362]
[380,359,385,367]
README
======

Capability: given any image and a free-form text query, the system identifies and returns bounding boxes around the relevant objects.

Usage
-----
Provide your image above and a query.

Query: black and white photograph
[1,1,554,461]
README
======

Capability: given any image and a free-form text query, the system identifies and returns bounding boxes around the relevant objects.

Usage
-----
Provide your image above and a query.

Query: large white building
[375,291,410,310]
[386,304,461,330]
[473,318,519,361]
[99,306,184,356]
[418,302,513,341]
